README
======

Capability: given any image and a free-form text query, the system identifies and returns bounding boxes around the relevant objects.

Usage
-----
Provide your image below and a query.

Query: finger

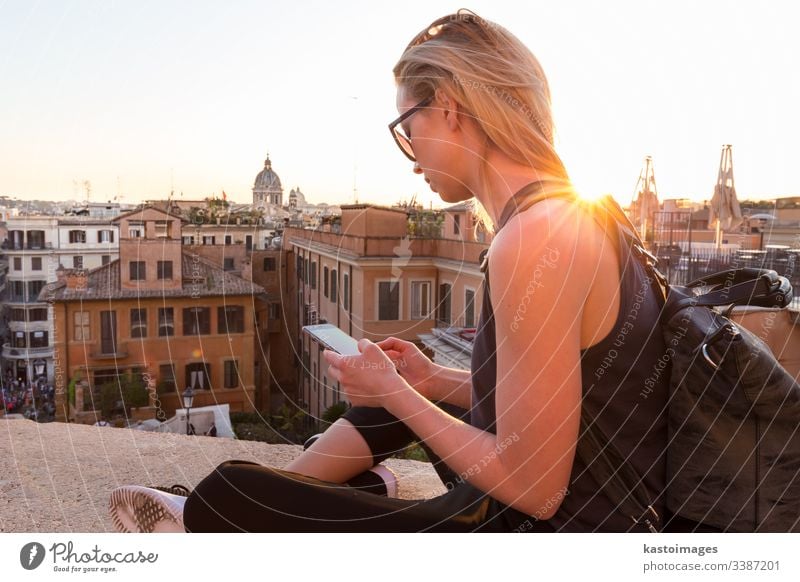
[322,349,342,367]
[382,349,402,360]
[326,363,341,382]
[375,337,402,350]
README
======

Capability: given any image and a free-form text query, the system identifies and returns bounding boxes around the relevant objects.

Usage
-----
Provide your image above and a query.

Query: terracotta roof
[112,204,188,223]
[42,252,266,302]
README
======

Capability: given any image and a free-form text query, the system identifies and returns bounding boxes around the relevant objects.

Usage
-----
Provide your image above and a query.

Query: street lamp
[182,386,195,435]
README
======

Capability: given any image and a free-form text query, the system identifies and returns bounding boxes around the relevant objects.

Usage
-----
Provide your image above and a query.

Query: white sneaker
[109,485,188,533]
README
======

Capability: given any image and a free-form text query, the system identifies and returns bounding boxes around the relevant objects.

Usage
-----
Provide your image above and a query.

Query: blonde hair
[393,9,572,235]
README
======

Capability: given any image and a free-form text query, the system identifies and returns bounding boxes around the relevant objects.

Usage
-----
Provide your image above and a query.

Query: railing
[6,294,48,304]
[90,341,129,359]
[653,245,800,288]
[3,242,54,251]
[2,344,54,359]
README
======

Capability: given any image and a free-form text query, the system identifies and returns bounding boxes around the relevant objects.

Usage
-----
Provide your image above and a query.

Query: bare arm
[420,364,473,409]
[338,200,592,518]
[377,337,473,409]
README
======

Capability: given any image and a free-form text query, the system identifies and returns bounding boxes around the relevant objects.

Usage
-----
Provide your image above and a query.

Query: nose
[412,163,423,175]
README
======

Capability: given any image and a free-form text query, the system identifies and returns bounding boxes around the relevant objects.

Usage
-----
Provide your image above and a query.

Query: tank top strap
[496,180,577,233]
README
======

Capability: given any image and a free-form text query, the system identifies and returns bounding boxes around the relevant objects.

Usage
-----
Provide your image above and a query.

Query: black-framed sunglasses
[388,95,433,162]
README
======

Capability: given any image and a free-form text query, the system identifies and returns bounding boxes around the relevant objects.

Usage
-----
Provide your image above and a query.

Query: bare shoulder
[489,198,607,278]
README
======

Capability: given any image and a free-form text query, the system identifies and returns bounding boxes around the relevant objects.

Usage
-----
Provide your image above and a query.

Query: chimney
[65,269,88,290]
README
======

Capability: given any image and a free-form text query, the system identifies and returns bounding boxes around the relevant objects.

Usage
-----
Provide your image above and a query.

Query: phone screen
[302,324,361,356]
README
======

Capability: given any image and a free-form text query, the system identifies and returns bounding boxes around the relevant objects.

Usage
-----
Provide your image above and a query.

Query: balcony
[90,341,129,360]
[3,242,53,251]
[2,343,54,360]
[6,295,48,305]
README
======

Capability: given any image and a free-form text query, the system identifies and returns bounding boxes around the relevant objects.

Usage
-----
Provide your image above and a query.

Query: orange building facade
[45,206,267,422]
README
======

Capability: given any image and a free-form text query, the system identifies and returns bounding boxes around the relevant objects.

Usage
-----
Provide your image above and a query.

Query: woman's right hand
[375,337,439,399]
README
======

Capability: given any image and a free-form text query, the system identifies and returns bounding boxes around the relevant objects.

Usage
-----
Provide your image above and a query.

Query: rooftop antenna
[349,95,359,204]
[83,180,92,205]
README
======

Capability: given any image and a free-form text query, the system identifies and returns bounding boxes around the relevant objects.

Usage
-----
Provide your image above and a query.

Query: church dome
[254,156,282,191]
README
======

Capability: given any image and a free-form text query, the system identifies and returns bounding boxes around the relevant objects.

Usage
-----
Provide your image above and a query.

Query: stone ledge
[0,419,446,532]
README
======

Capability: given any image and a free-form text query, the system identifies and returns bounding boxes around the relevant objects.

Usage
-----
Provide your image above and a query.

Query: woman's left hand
[322,339,407,408]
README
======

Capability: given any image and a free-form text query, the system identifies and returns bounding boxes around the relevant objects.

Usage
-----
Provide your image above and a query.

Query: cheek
[415,137,452,173]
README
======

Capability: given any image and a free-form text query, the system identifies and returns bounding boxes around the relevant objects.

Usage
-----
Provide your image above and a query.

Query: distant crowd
[1,371,56,421]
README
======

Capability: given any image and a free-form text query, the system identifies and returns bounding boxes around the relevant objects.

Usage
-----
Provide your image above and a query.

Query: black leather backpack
[577,196,799,532]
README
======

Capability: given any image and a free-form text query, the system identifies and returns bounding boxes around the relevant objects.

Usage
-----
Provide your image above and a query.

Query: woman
[110,9,668,533]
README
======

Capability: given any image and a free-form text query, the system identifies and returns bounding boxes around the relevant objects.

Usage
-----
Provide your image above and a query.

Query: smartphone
[302,324,362,356]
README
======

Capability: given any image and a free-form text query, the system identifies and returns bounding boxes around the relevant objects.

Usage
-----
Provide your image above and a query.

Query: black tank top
[468,182,668,532]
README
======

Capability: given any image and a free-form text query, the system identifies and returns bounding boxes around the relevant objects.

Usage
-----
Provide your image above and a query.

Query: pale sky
[1,0,798,208]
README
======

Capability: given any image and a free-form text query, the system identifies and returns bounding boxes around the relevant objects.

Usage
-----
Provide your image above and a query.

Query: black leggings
[183,404,537,532]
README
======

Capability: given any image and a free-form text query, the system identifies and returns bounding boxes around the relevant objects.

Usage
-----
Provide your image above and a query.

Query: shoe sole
[109,486,185,533]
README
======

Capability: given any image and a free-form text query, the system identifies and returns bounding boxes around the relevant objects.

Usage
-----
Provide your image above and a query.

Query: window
[411,281,431,320]
[310,261,317,289]
[27,230,45,249]
[73,256,83,269]
[465,289,476,327]
[155,221,169,238]
[331,269,337,303]
[11,281,24,301]
[31,257,42,271]
[268,303,281,320]
[245,235,252,251]
[159,364,176,393]
[28,280,45,302]
[30,308,48,322]
[438,283,452,325]
[29,331,48,348]
[323,266,329,297]
[10,230,24,249]
[203,236,215,245]
[13,331,26,348]
[223,258,235,271]
[218,306,244,334]
[100,311,117,354]
[69,230,86,243]
[225,235,232,246]
[378,281,400,320]
[183,307,210,335]
[158,308,174,337]
[130,261,146,280]
[101,255,111,265]
[128,221,144,238]
[264,257,276,271]
[182,236,194,245]
[453,215,461,235]
[343,273,350,310]
[13,257,21,270]
[98,230,114,243]
[185,362,211,391]
[157,260,173,280]
[11,309,26,321]
[296,256,302,281]
[224,360,239,389]
[130,308,147,338]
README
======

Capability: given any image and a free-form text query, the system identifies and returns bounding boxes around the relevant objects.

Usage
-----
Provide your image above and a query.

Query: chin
[437,187,472,204]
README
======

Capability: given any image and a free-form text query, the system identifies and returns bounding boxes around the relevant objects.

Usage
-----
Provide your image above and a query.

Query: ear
[434,88,461,132]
